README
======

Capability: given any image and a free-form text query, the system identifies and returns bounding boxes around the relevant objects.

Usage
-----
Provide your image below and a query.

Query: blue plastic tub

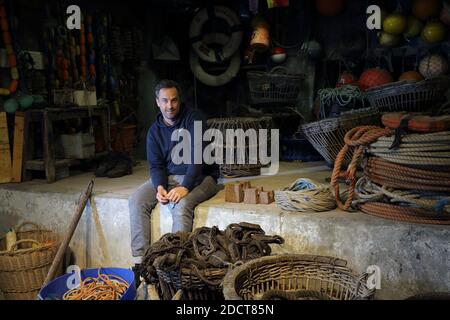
[38,268,136,300]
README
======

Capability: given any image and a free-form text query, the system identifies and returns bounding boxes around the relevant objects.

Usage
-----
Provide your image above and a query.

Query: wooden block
[225,183,243,203]
[259,190,275,204]
[0,112,11,183]
[244,188,259,204]
[11,112,24,182]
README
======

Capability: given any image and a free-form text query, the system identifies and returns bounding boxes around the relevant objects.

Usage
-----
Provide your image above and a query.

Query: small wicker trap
[222,254,375,300]
[301,107,380,166]
[247,67,304,106]
[365,77,450,113]
[207,117,272,178]
[0,222,60,300]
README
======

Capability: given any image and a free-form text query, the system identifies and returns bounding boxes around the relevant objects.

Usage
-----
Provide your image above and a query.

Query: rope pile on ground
[62,269,129,300]
[331,126,450,225]
[274,178,336,212]
[140,223,284,286]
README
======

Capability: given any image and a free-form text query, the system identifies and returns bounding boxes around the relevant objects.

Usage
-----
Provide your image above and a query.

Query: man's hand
[156,186,169,204]
[167,186,189,204]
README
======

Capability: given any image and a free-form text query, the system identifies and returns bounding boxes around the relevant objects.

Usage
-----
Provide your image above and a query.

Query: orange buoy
[412,0,441,21]
[359,68,393,91]
[399,71,424,82]
[3,31,12,44]
[316,0,345,16]
[0,18,8,31]
[8,79,18,93]
[7,54,16,67]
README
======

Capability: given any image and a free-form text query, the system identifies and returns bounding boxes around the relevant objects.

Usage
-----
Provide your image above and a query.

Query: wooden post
[11,112,25,182]
[0,112,11,183]
[43,111,56,182]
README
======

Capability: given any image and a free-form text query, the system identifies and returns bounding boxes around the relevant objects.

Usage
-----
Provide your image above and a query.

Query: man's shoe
[95,153,119,177]
[106,154,133,178]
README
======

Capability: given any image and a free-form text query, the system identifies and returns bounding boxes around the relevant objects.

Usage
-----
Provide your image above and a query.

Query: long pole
[42,180,94,287]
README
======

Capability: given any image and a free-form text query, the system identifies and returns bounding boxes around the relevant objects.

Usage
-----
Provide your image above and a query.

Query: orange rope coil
[62,269,129,300]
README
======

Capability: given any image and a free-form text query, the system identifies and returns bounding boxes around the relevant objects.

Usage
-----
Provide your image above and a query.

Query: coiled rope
[318,85,364,119]
[354,176,450,213]
[274,178,336,212]
[331,126,393,210]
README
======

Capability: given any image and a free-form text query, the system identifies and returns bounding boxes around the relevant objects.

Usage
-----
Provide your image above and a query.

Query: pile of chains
[331,126,450,225]
[140,223,284,286]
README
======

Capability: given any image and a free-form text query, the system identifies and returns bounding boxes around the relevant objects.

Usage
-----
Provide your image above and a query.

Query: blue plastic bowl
[38,268,136,300]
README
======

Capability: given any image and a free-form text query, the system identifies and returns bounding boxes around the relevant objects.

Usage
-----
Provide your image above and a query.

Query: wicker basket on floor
[301,107,380,166]
[365,77,450,113]
[0,222,60,300]
[222,254,375,300]
[156,267,226,300]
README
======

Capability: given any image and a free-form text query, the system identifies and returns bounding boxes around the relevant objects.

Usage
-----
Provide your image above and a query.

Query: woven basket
[156,266,226,300]
[301,107,381,165]
[222,254,375,300]
[0,222,60,300]
[248,67,304,105]
[365,77,450,113]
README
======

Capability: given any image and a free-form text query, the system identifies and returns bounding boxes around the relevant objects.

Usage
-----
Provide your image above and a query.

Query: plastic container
[61,133,95,159]
[38,268,136,300]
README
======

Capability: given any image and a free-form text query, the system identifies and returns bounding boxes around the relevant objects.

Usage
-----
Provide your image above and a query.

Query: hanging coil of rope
[274,178,336,212]
[318,85,364,119]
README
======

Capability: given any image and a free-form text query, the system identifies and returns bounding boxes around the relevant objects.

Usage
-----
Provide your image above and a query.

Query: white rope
[275,178,336,212]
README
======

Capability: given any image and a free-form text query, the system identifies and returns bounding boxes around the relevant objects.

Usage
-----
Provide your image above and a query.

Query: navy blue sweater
[147,105,219,191]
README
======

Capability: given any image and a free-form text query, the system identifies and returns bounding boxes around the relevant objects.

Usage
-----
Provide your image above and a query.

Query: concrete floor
[1,161,450,300]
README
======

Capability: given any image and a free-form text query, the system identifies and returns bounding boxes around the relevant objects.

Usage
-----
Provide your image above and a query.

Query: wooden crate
[0,112,11,183]
[0,112,25,183]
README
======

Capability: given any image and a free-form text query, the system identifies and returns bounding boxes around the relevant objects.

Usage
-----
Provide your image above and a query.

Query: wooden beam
[0,112,11,183]
[11,112,24,182]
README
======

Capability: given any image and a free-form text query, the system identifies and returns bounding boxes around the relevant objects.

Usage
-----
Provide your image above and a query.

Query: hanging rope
[274,178,336,212]
[318,85,364,119]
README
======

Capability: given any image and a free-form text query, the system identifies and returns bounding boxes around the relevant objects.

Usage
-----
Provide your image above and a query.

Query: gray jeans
[128,175,219,262]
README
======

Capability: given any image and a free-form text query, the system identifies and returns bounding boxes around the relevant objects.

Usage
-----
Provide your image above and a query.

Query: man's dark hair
[155,79,182,99]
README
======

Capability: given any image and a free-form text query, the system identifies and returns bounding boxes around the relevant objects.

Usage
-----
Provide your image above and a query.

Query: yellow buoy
[383,13,407,35]
[421,21,447,43]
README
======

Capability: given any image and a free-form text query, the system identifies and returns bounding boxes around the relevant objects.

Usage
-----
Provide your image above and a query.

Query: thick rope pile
[331,126,450,225]
[274,178,336,212]
[363,157,450,193]
[331,126,393,210]
[62,269,129,300]
[368,131,450,166]
[140,223,284,287]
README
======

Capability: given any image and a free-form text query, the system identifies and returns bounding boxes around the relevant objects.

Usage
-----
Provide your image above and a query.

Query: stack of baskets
[0,222,60,300]
[247,67,304,106]
[301,107,381,165]
[223,254,375,300]
[365,77,450,113]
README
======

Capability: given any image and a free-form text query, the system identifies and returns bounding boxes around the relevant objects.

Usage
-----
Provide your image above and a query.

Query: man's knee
[129,185,157,212]
[172,198,195,216]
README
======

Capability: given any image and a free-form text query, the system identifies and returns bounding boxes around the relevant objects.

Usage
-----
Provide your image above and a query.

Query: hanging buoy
[421,21,447,44]
[315,0,345,17]
[250,15,270,52]
[441,1,450,25]
[404,16,423,38]
[189,6,243,63]
[383,13,407,35]
[378,31,401,47]
[4,98,18,113]
[412,0,441,21]
[0,3,18,96]
[190,33,240,87]
[419,54,449,78]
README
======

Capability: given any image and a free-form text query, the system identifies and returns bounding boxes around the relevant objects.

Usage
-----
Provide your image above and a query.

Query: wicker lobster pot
[365,77,450,113]
[223,254,375,300]
[301,108,380,166]
[207,117,271,178]
[156,267,227,300]
[0,222,60,300]
[247,67,304,106]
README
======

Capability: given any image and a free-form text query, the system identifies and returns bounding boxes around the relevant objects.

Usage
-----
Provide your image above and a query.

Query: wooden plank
[21,111,33,181]
[11,112,24,182]
[0,112,11,183]
[26,159,80,171]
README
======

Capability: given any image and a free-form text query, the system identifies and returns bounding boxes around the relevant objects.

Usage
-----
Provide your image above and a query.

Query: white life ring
[189,6,243,63]
[190,33,241,87]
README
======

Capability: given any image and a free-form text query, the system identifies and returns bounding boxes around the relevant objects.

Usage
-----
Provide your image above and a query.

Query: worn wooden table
[23,106,110,183]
